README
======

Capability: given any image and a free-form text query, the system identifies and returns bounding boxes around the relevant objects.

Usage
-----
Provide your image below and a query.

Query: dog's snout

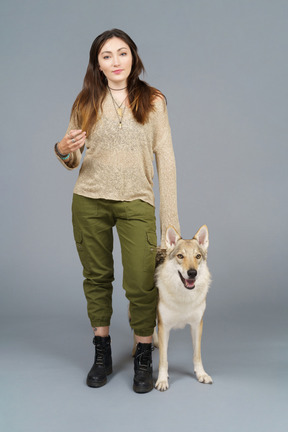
[187,269,197,279]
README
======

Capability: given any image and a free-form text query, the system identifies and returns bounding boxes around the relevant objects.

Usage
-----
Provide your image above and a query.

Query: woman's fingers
[67,130,86,146]
[67,129,84,142]
[59,130,86,153]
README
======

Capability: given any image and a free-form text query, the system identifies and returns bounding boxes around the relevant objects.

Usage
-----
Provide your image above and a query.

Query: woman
[55,29,180,393]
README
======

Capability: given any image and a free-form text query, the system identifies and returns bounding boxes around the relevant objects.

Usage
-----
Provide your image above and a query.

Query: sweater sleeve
[55,112,84,170]
[153,98,181,247]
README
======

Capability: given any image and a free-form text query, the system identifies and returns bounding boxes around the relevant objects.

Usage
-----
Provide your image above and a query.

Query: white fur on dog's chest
[158,295,206,330]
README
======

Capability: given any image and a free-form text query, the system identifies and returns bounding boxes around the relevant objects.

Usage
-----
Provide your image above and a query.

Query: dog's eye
[177,254,184,259]
[196,254,202,259]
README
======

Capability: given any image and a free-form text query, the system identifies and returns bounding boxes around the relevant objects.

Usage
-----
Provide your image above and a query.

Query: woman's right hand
[57,129,86,155]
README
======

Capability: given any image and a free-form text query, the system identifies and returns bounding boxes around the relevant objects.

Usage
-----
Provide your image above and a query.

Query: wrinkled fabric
[56,94,180,245]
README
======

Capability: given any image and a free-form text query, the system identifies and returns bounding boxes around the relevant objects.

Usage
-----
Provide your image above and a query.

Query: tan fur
[154,225,212,391]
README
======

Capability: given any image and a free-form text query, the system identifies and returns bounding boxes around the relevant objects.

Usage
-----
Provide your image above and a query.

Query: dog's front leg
[155,321,170,391]
[191,319,213,384]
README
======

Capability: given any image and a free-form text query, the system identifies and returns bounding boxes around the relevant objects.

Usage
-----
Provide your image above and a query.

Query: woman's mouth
[113,69,123,74]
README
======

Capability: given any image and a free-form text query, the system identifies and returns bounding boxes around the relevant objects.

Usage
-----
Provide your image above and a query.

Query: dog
[154,225,212,391]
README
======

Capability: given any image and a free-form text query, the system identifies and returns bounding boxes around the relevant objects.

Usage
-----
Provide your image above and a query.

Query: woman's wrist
[55,142,70,161]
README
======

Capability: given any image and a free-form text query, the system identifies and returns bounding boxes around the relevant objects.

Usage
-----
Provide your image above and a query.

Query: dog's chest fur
[156,254,211,330]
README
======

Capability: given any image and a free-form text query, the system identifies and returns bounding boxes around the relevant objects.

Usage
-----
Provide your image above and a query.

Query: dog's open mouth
[178,271,195,290]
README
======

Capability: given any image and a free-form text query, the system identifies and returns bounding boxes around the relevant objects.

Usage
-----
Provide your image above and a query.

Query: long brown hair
[71,29,164,136]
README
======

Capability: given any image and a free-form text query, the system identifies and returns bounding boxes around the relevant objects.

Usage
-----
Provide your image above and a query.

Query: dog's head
[165,225,209,290]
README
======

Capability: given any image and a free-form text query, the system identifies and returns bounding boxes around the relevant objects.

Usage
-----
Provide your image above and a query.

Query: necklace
[108,86,127,91]
[108,88,127,129]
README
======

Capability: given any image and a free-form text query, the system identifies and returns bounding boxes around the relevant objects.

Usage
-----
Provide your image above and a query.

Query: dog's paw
[196,372,213,384]
[155,378,169,391]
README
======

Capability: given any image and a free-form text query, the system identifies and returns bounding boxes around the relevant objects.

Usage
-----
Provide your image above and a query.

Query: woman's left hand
[58,129,86,155]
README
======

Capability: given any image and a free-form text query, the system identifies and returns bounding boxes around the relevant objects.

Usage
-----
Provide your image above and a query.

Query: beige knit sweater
[56,94,180,246]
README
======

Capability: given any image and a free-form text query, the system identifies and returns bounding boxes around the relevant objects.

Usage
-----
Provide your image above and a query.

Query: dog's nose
[187,269,197,279]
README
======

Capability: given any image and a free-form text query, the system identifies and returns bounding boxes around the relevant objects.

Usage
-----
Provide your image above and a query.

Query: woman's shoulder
[151,93,167,113]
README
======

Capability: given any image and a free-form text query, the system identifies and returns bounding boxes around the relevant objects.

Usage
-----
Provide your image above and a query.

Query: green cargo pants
[72,194,158,336]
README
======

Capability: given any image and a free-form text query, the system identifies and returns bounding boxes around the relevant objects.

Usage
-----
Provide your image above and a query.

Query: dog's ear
[166,226,181,250]
[194,225,209,251]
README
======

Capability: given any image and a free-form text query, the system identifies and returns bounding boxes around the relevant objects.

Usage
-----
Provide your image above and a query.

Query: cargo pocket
[73,227,88,269]
[73,227,82,249]
[144,231,157,273]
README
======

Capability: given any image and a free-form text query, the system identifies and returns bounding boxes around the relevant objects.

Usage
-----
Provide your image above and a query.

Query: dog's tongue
[185,279,195,288]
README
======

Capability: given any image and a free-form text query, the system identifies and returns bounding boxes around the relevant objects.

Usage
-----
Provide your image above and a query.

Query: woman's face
[98,37,133,88]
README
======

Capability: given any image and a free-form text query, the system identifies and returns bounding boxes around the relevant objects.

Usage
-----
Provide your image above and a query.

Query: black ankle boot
[133,343,153,393]
[86,336,112,388]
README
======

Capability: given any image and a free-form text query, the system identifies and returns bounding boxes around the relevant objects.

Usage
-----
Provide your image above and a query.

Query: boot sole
[133,382,154,393]
[86,367,112,388]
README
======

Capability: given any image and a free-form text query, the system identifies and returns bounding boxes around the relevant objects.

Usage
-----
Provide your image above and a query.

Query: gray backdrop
[1,1,287,431]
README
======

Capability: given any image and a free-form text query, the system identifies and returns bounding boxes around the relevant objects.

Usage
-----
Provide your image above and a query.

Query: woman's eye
[177,254,184,259]
[196,254,201,259]
[103,55,110,60]
[120,52,127,56]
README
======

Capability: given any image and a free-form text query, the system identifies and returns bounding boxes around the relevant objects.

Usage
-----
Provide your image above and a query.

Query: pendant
[117,108,122,116]
[119,122,122,129]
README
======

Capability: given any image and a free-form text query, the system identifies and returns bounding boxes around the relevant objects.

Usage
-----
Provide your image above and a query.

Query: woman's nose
[113,56,120,66]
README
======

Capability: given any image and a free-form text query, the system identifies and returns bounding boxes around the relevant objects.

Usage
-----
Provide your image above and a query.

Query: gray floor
[1,304,287,432]
[1,1,287,431]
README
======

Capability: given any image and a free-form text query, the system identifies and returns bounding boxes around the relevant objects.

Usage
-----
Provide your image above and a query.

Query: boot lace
[95,345,105,366]
[136,346,154,371]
